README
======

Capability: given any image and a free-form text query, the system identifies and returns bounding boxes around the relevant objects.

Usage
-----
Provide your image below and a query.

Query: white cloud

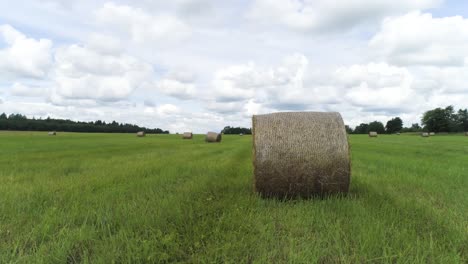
[248,0,441,32]
[155,79,196,100]
[0,24,53,78]
[95,2,191,44]
[10,82,48,97]
[52,44,153,101]
[370,12,468,66]
[155,103,181,116]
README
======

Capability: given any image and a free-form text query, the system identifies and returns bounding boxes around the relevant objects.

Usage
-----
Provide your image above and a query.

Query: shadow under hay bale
[252,112,350,198]
[137,131,145,137]
[205,132,221,143]
[369,131,378,137]
[182,132,193,139]
[48,131,56,136]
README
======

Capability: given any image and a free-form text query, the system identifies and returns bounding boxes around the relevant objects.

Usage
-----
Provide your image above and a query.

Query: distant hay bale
[48,131,56,136]
[465,132,468,136]
[137,131,146,137]
[182,132,193,139]
[396,132,401,135]
[240,133,244,136]
[369,131,378,137]
[421,132,429,137]
[252,112,350,198]
[205,132,221,143]
[429,132,435,136]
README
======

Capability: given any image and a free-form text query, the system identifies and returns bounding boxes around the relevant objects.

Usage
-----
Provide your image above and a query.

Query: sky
[1,0,467,133]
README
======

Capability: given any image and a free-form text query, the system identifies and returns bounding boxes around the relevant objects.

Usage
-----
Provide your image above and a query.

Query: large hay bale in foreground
[182,132,193,139]
[205,132,221,142]
[429,132,435,136]
[369,131,378,137]
[421,132,429,137]
[252,112,350,198]
[48,131,56,136]
[137,131,145,137]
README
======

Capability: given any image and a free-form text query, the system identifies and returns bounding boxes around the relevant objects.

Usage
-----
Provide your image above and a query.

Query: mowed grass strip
[0,132,466,263]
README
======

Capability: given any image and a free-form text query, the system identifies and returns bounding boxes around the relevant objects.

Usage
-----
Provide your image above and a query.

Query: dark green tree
[421,106,455,132]
[354,123,369,134]
[368,121,385,134]
[385,117,403,134]
[345,125,353,134]
[455,109,468,132]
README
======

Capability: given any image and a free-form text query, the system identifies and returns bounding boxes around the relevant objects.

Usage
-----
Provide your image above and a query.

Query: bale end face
[205,132,221,143]
[182,132,193,139]
[252,112,350,198]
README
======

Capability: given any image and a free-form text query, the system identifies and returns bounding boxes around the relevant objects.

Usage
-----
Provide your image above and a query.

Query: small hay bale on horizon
[429,132,435,136]
[252,111,350,198]
[205,132,221,143]
[137,131,146,137]
[369,131,378,137]
[48,131,56,136]
[182,132,193,139]
[421,132,429,137]
[396,132,401,135]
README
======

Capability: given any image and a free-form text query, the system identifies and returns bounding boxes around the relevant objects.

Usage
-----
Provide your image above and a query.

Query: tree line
[0,113,169,134]
[221,126,252,135]
[348,105,468,134]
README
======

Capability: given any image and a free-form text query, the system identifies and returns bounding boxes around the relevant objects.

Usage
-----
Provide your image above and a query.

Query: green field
[0,132,467,263]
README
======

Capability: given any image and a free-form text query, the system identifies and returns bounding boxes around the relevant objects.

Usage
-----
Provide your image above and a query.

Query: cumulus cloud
[248,0,441,32]
[336,63,416,111]
[52,44,153,101]
[95,2,191,44]
[0,24,53,78]
[370,12,468,66]
[10,82,48,97]
[155,79,196,100]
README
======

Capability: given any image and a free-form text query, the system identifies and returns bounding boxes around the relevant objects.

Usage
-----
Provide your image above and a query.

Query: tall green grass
[0,132,466,263]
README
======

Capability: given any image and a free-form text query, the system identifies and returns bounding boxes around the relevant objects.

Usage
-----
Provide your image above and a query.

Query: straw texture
[182,132,193,139]
[206,132,221,143]
[252,112,350,198]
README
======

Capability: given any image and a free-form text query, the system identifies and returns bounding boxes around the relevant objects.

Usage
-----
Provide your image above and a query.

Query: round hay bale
[429,132,435,136]
[368,131,378,137]
[465,132,468,136]
[396,132,401,135]
[137,131,146,137]
[252,112,350,198]
[421,132,429,137]
[48,131,56,136]
[182,132,193,139]
[205,132,221,143]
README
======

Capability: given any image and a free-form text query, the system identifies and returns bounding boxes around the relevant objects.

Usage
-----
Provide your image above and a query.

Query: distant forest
[0,113,169,134]
[348,105,468,134]
[222,126,252,135]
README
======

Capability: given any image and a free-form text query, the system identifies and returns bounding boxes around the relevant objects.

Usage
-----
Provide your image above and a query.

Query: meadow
[0,132,466,263]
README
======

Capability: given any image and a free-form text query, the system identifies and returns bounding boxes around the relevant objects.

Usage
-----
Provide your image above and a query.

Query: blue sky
[1,0,468,132]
